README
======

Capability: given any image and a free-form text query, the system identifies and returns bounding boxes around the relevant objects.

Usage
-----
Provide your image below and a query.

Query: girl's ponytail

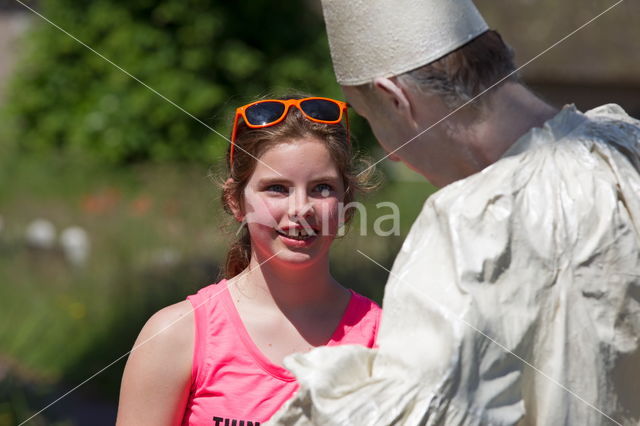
[223,226,251,278]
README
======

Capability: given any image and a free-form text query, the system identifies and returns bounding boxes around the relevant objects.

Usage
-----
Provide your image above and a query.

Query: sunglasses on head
[229,97,350,165]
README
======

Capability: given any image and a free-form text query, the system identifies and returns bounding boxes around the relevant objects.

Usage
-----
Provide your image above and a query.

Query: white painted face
[342,86,404,162]
[342,84,438,178]
[342,83,468,188]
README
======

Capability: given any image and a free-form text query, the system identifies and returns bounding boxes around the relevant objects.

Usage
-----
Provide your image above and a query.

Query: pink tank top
[181,279,381,426]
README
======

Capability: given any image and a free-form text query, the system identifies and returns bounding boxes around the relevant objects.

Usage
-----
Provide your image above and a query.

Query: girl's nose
[288,190,314,220]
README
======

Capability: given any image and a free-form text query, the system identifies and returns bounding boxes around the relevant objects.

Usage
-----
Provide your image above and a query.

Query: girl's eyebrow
[256,176,292,185]
[309,175,341,183]
[257,175,340,184]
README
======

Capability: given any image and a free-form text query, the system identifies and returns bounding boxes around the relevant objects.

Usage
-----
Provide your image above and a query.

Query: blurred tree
[5,0,354,164]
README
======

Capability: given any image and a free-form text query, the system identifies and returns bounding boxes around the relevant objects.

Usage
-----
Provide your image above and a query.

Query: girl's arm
[116,301,194,426]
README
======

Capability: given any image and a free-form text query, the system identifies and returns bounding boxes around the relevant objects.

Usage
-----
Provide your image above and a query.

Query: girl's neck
[232,253,344,311]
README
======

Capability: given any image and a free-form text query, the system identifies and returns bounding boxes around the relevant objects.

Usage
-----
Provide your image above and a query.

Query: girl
[116,95,382,425]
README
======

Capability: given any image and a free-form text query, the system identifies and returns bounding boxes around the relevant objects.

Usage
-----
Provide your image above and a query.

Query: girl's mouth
[275,227,317,241]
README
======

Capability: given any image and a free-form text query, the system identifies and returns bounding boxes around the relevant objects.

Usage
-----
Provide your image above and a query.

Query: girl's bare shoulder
[140,300,194,349]
[116,301,194,425]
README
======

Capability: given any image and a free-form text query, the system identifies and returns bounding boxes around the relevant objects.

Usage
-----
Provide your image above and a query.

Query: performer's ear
[373,77,415,126]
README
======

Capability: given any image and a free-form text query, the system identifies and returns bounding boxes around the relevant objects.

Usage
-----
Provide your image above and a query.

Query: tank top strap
[186,280,230,391]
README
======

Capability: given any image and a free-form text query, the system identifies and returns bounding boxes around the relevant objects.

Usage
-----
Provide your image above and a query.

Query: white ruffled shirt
[268,104,640,426]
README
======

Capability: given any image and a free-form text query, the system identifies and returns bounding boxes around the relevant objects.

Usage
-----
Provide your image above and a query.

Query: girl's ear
[224,178,244,222]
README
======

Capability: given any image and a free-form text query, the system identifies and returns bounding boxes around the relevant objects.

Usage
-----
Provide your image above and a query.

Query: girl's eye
[314,183,334,196]
[266,184,288,193]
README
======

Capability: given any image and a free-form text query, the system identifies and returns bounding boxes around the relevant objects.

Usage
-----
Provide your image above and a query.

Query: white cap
[321,0,489,86]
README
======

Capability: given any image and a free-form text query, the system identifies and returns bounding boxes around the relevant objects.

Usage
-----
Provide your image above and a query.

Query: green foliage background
[0,2,429,423]
[6,0,353,164]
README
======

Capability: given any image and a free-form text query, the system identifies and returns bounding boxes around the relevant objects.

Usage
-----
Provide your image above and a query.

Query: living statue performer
[269,1,640,425]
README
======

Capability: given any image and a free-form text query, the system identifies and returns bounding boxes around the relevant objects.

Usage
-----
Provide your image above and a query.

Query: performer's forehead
[321,0,489,86]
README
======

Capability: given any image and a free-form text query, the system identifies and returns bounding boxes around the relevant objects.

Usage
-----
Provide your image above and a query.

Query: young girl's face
[240,137,346,268]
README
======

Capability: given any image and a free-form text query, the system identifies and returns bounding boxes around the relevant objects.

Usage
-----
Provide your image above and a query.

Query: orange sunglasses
[229,97,349,165]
